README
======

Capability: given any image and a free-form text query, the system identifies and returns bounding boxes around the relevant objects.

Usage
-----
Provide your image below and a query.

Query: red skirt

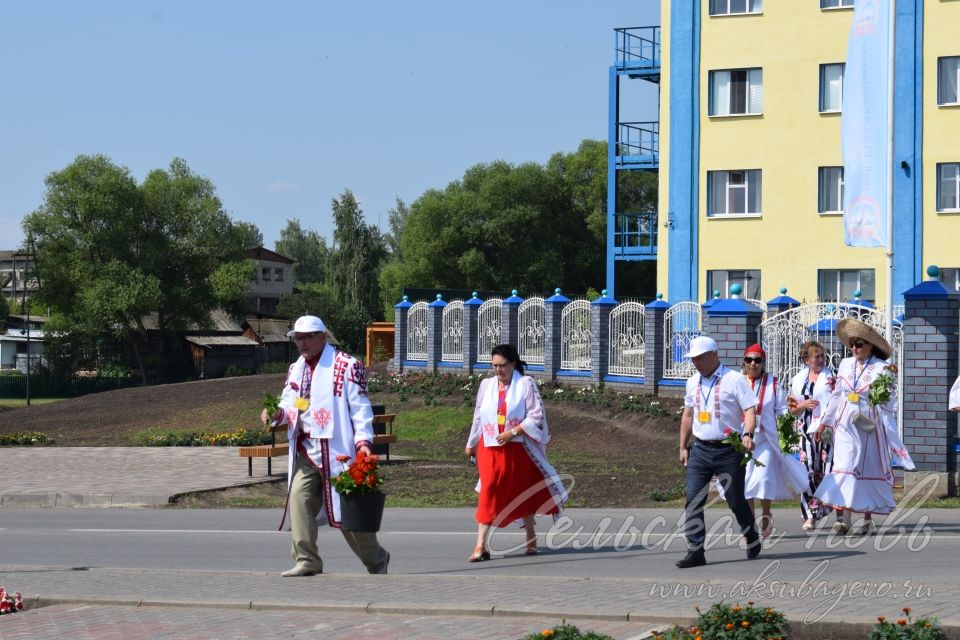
[476,439,559,526]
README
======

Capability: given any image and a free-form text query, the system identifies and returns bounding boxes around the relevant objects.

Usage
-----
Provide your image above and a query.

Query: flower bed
[0,431,47,446]
[135,428,273,447]
[0,586,24,615]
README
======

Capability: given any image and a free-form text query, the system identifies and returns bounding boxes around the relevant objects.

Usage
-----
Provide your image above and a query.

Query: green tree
[275,218,329,283]
[0,294,9,328]
[384,197,409,259]
[23,155,258,382]
[326,190,387,353]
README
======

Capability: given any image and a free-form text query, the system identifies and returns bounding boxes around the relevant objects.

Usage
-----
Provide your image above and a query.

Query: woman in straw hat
[814,318,914,535]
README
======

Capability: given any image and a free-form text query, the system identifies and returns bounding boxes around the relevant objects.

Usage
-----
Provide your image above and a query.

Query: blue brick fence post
[766,287,800,317]
[643,293,670,395]
[704,284,764,370]
[901,266,960,496]
[391,295,412,372]
[502,289,523,349]
[591,289,617,386]
[544,288,569,381]
[427,294,446,372]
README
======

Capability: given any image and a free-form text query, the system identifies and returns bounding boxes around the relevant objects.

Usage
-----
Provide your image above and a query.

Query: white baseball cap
[286,315,327,337]
[684,336,718,358]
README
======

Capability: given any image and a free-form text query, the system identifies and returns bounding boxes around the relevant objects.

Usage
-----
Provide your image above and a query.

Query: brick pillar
[502,289,523,349]
[643,294,670,394]
[705,284,763,370]
[426,294,447,372]
[766,287,800,317]
[463,292,482,375]
[391,295,411,372]
[591,289,617,385]
[901,266,960,496]
[543,288,569,381]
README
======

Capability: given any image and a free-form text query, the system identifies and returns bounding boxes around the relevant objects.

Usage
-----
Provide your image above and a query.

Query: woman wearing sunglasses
[787,340,837,531]
[814,318,915,535]
[464,344,567,562]
[734,344,809,539]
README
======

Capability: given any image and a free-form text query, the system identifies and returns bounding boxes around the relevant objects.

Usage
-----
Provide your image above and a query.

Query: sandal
[801,518,815,532]
[468,546,490,563]
[758,514,773,539]
[525,538,538,556]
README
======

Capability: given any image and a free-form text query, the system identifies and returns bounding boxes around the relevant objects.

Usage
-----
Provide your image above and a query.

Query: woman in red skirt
[464,344,566,562]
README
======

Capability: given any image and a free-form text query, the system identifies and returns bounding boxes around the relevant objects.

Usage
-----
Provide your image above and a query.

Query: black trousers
[683,440,758,553]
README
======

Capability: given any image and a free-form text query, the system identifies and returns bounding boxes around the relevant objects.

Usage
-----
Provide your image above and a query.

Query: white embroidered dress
[741,374,809,500]
[274,344,375,531]
[814,357,915,514]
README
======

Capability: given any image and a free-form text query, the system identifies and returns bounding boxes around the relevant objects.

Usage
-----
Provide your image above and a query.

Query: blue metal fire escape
[605,26,660,296]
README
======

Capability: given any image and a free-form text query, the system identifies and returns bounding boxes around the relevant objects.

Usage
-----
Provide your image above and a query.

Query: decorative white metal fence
[406,301,429,361]
[560,299,592,371]
[608,302,645,377]
[518,297,545,365]
[476,298,502,363]
[441,300,464,362]
[662,302,702,379]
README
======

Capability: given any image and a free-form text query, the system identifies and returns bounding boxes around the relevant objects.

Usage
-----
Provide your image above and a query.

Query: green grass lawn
[0,398,65,409]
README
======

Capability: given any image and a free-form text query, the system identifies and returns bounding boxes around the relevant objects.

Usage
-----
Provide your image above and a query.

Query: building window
[818,167,845,213]
[819,63,844,112]
[709,68,763,116]
[818,269,875,303]
[938,163,960,212]
[274,268,284,281]
[939,57,960,105]
[709,0,762,16]
[820,0,853,8]
[707,270,761,300]
[940,268,960,292]
[261,267,271,282]
[707,170,762,216]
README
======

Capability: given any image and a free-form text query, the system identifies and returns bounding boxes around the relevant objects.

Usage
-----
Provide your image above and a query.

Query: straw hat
[835,318,892,360]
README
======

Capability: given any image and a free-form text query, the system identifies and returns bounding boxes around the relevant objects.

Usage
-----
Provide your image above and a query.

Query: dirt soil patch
[0,374,687,508]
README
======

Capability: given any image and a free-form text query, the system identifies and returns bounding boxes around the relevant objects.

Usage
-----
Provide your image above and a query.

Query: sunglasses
[743,356,764,364]
[850,340,868,349]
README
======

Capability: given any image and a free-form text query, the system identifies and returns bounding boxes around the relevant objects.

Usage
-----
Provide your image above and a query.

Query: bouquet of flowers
[0,586,24,615]
[869,364,898,407]
[721,428,765,467]
[331,450,383,495]
[263,392,281,416]
[777,413,800,453]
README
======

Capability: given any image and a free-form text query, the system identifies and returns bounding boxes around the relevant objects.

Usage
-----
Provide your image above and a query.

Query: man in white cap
[676,335,761,568]
[261,315,389,576]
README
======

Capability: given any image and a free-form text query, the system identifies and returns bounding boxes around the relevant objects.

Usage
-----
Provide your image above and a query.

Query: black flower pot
[339,491,386,532]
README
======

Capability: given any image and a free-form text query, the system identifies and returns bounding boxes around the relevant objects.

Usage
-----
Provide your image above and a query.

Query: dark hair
[490,343,526,375]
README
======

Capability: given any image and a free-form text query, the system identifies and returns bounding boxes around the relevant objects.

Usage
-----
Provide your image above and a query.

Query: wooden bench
[239,425,288,477]
[372,413,398,461]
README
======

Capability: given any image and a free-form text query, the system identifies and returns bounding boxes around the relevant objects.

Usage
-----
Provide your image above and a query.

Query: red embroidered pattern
[333,354,350,397]
[349,360,368,396]
[313,407,332,428]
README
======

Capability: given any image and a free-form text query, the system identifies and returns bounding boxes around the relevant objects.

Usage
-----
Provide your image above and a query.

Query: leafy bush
[0,432,48,446]
[222,365,254,378]
[654,602,790,640]
[649,483,685,502]
[869,609,946,640]
[520,624,614,640]
[136,428,273,447]
[368,370,482,397]
[257,362,291,374]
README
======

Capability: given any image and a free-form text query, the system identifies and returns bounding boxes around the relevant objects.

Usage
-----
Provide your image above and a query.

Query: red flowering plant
[721,427,765,467]
[0,586,24,615]
[331,450,383,495]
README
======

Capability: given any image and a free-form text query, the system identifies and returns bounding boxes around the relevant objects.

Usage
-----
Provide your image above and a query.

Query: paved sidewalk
[0,447,277,506]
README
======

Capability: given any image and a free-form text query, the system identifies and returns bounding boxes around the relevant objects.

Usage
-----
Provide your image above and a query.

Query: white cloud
[264,180,298,192]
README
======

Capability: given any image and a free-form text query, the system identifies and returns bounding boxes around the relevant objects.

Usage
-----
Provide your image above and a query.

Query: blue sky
[1,1,660,251]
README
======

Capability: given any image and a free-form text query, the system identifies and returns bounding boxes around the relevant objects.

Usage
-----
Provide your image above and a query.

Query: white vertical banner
[841,0,891,248]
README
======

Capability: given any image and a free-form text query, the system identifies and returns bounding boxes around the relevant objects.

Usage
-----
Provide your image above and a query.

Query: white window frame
[709,0,762,16]
[938,57,960,106]
[707,270,762,300]
[707,170,762,216]
[819,63,845,112]
[708,68,763,116]
[818,166,845,214]
[820,0,853,9]
[818,269,876,303]
[937,163,960,212]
